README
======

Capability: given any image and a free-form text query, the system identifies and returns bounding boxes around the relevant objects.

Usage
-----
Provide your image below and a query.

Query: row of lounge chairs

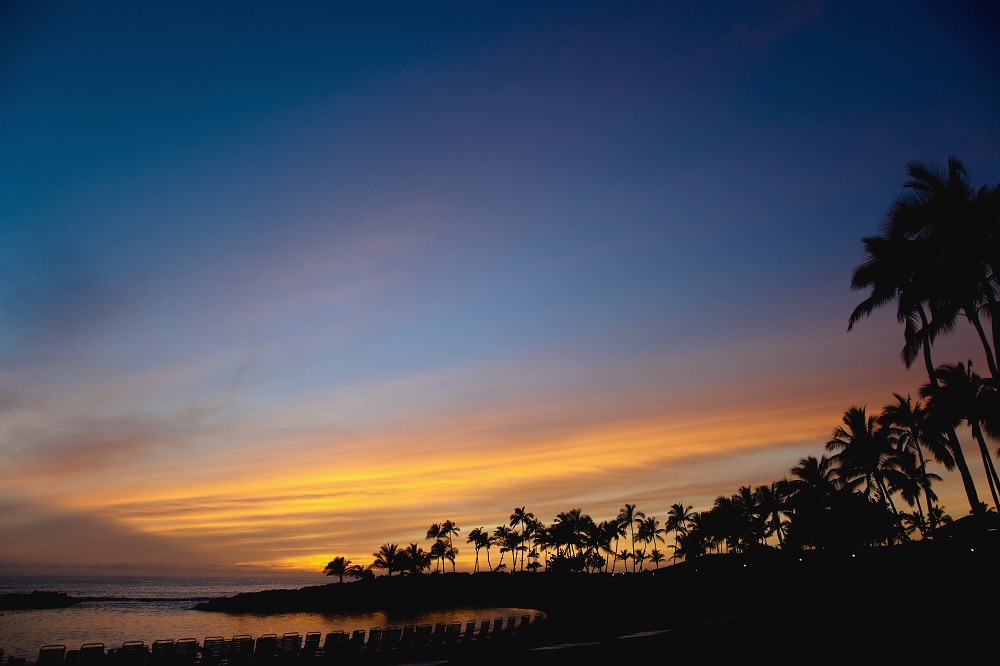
[16,613,546,666]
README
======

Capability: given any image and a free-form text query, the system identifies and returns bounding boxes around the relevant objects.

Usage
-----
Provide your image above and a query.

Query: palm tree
[493,525,514,572]
[880,393,953,527]
[425,523,442,571]
[595,520,620,573]
[509,507,535,573]
[323,556,351,583]
[826,407,896,509]
[617,504,645,572]
[429,539,446,573]
[466,527,489,573]
[891,159,999,377]
[649,549,666,569]
[666,503,693,563]
[849,157,999,514]
[400,543,431,575]
[753,483,787,547]
[921,362,1000,511]
[881,447,941,534]
[636,516,666,561]
[372,543,401,577]
[440,520,461,554]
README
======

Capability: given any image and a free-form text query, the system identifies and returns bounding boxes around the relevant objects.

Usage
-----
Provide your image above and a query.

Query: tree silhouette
[323,556,351,583]
[372,543,401,577]
[850,157,999,514]
[921,362,1000,511]
[617,504,645,572]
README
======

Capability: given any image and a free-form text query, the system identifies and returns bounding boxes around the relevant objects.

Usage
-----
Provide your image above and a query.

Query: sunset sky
[2,1,998,576]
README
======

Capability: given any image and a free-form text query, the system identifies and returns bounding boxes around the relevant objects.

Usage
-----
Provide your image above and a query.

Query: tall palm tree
[666,503,694,563]
[596,520,621,573]
[636,516,666,560]
[921,362,1000,511]
[509,507,535,573]
[429,539,447,573]
[889,158,999,378]
[493,525,514,572]
[439,520,461,560]
[826,407,895,508]
[880,393,953,526]
[425,523,443,572]
[400,543,431,575]
[466,527,489,573]
[323,556,352,583]
[617,504,645,572]
[753,483,787,547]
[848,158,995,514]
[372,543,401,577]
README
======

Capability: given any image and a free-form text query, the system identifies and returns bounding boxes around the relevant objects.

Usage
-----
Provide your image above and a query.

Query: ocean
[0,575,534,662]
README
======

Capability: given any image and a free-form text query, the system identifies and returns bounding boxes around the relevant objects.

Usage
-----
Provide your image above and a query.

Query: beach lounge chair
[38,645,66,666]
[301,633,320,660]
[149,641,174,666]
[173,639,198,666]
[413,624,432,648]
[276,634,300,662]
[381,626,402,651]
[476,619,490,640]
[339,630,363,656]
[444,623,461,645]
[319,631,345,660]
[228,637,253,666]
[461,620,477,642]
[398,625,415,650]
[117,642,146,666]
[489,618,505,639]
[252,635,276,665]
[365,628,382,652]
[201,637,224,666]
[79,643,105,666]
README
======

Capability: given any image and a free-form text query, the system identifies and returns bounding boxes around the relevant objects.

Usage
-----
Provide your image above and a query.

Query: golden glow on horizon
[7,399,851,571]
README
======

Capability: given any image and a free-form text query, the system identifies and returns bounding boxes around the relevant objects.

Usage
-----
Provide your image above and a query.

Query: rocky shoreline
[193,539,997,661]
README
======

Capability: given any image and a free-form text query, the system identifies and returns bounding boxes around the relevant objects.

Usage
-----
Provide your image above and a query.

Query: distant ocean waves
[0,575,526,661]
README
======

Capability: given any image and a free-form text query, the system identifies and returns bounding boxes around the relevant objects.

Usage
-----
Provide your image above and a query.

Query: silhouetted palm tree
[827,407,895,508]
[617,504,645,572]
[922,362,1000,511]
[754,482,787,547]
[595,520,620,572]
[666,503,694,563]
[849,157,999,513]
[372,543,401,577]
[636,516,666,560]
[323,556,351,583]
[880,393,953,527]
[649,548,666,569]
[400,543,431,575]
[466,527,489,573]
[493,525,514,572]
[510,507,535,573]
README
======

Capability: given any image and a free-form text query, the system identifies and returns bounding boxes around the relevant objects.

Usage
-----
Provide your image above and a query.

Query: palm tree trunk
[972,421,1000,511]
[965,306,999,378]
[920,326,984,515]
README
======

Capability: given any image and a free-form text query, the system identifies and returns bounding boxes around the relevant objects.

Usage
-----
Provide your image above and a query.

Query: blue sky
[1,1,998,574]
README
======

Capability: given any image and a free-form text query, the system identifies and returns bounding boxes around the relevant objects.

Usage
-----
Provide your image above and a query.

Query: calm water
[0,575,535,661]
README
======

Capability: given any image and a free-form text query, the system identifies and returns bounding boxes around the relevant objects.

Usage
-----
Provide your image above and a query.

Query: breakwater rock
[0,590,80,610]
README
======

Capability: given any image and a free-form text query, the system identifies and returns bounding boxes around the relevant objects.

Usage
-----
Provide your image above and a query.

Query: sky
[1,1,999,576]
